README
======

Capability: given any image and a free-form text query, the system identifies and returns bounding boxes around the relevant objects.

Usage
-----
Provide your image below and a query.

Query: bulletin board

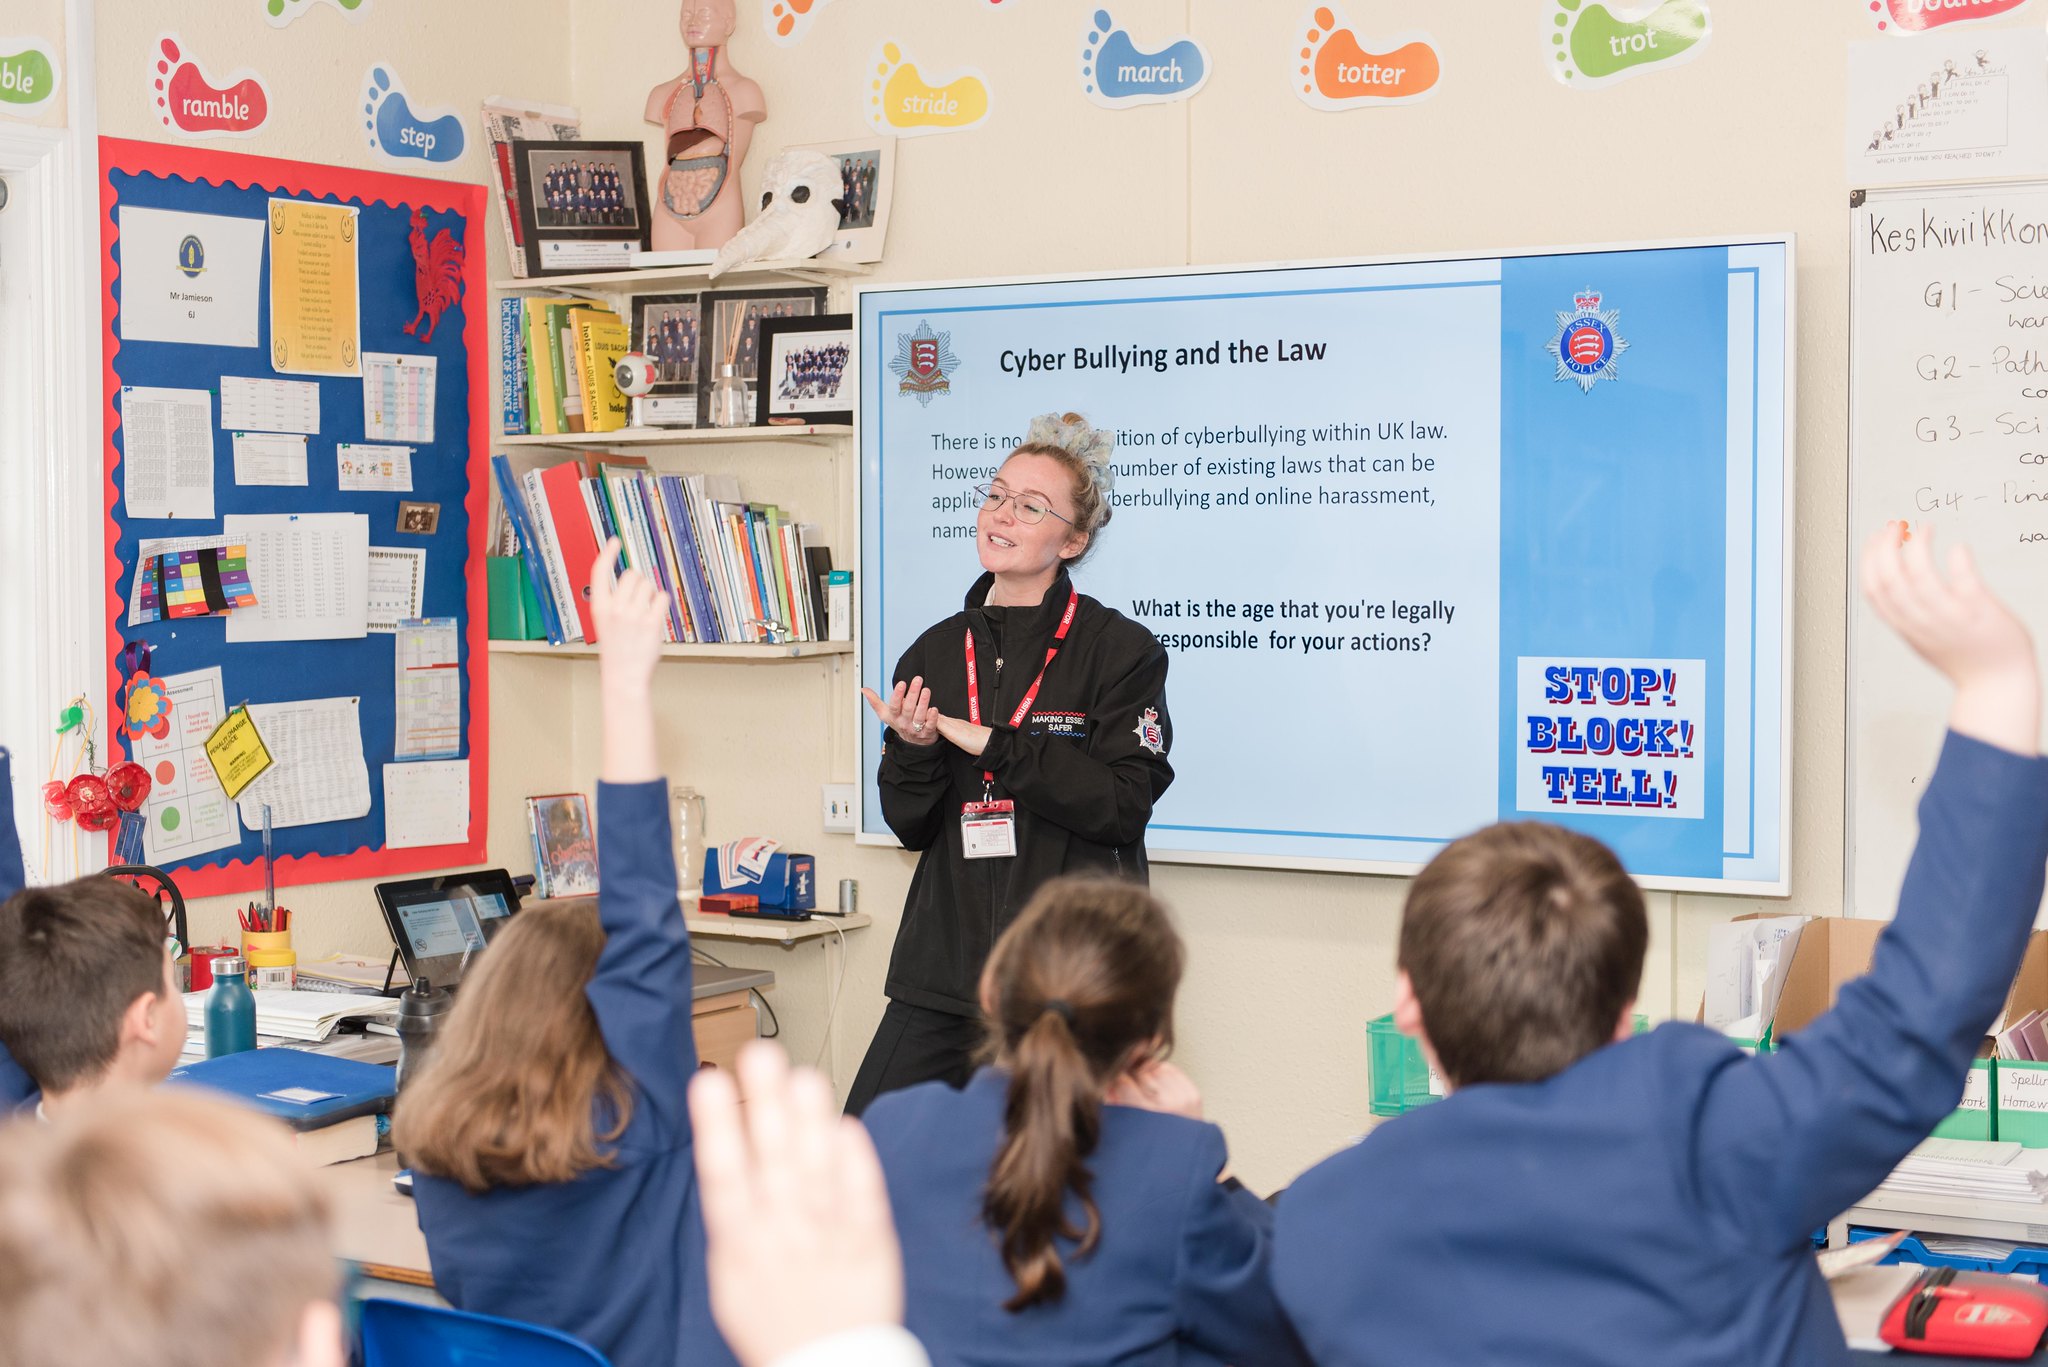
[98,138,489,898]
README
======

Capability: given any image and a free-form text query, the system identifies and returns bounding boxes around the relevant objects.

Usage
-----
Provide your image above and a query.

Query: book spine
[560,324,586,433]
[660,476,720,644]
[525,302,557,435]
[759,509,792,640]
[543,305,572,433]
[520,466,582,642]
[732,509,769,642]
[637,474,691,642]
[537,462,603,643]
[779,523,812,640]
[694,484,742,641]
[498,297,526,435]
[492,455,565,643]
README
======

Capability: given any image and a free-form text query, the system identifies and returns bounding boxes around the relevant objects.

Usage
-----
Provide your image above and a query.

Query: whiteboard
[1850,183,2048,922]
[857,238,1794,893]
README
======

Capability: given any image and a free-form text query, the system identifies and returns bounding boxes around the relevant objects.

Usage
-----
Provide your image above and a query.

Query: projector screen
[856,238,1792,893]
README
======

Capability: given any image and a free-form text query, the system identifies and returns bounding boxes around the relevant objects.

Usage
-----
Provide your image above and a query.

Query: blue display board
[100,139,488,898]
[856,240,1791,892]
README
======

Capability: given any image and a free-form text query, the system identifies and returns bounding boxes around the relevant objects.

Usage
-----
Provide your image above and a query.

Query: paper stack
[181,988,399,1044]
[1870,1139,2048,1207]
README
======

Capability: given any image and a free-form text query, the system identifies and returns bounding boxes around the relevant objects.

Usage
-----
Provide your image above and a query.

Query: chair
[101,863,187,951]
[358,1298,614,1367]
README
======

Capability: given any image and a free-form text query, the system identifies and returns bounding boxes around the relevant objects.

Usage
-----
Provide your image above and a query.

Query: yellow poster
[203,705,274,802]
[268,198,360,376]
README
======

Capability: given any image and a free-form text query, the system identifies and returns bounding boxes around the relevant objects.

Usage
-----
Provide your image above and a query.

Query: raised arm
[1694,523,2048,1245]
[584,539,699,1136]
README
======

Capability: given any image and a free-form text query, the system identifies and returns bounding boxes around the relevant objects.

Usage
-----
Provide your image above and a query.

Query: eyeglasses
[973,484,1073,527]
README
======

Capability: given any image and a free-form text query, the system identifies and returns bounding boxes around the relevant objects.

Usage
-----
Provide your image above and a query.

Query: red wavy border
[99,137,491,899]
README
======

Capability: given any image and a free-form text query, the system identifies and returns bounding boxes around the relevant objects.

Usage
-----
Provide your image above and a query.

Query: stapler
[1881,1266,2048,1358]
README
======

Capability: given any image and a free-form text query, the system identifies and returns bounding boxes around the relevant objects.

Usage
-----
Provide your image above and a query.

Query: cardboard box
[1706,916,2048,1142]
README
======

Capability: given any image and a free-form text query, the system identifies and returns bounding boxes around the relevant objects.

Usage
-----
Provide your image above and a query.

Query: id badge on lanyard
[960,590,1078,861]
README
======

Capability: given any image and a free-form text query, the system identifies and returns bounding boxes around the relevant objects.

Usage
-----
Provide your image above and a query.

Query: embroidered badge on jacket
[1132,706,1165,755]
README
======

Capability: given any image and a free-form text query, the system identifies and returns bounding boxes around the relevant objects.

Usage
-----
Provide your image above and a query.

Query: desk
[325,963,772,1286]
[686,908,872,950]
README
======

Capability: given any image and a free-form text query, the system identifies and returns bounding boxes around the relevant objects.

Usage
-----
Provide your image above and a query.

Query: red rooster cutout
[405,207,465,344]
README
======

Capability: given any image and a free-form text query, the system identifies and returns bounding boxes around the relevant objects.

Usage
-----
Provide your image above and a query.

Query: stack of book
[491,453,834,647]
[500,296,630,435]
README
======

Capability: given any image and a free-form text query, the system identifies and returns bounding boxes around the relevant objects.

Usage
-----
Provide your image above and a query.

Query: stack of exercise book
[491,452,834,647]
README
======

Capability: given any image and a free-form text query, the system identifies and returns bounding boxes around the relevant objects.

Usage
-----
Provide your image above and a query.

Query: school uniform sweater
[879,570,1174,1018]
[0,747,38,1111]
[865,1068,1311,1367]
[1273,731,2048,1367]
[412,779,738,1367]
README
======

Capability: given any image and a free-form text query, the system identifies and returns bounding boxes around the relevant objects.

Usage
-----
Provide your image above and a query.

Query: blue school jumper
[865,1069,1311,1367]
[412,780,738,1367]
[0,747,39,1111]
[1274,732,2048,1367]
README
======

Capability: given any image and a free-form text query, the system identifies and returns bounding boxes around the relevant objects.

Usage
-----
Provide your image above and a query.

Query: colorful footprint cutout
[1548,0,1710,88]
[867,41,991,137]
[1865,0,2031,32]
[1082,9,1209,108]
[153,35,269,139]
[0,37,59,118]
[764,0,833,46]
[364,64,466,164]
[1295,6,1440,110]
[263,0,369,28]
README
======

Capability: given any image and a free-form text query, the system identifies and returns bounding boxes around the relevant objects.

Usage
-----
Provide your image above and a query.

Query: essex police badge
[890,321,958,406]
[1132,706,1165,756]
[1546,289,1628,393]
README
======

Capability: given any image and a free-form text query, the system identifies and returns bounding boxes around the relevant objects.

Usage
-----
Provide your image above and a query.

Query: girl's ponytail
[979,879,1184,1312]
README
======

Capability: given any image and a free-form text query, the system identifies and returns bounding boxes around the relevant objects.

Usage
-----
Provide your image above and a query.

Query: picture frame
[508,139,652,277]
[627,292,703,428]
[756,313,853,427]
[787,137,894,265]
[397,501,441,535]
[695,285,828,427]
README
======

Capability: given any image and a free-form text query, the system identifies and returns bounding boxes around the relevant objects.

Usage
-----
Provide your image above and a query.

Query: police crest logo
[1132,706,1165,755]
[890,319,958,405]
[1545,288,1628,393]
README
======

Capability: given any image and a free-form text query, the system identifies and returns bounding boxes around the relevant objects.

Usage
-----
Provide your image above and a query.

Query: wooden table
[323,964,773,1285]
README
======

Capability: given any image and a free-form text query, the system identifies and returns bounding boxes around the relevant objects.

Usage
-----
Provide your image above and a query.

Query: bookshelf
[499,423,851,448]
[492,256,869,297]
[491,639,851,662]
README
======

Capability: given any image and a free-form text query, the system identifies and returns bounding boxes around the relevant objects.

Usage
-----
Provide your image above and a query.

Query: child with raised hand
[1274,521,2048,1367]
[396,539,739,1367]
[861,875,1310,1367]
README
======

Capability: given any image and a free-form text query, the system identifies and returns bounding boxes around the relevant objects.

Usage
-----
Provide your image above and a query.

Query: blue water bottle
[205,954,257,1058]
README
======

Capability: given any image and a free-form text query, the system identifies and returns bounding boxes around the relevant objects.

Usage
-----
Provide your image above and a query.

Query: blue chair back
[358,1297,613,1367]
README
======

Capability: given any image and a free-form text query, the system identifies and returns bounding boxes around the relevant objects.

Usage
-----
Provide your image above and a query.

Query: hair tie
[1041,999,1076,1028]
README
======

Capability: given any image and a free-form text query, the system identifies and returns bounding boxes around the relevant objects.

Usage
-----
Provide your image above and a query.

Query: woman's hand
[929,710,993,759]
[862,678,938,747]
[1104,1060,1203,1121]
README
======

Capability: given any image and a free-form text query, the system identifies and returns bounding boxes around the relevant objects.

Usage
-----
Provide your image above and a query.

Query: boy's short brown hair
[1399,822,1647,1088]
[0,878,169,1090]
[0,1088,337,1367]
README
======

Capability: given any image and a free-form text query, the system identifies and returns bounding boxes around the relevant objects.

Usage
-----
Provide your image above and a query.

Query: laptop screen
[374,871,521,990]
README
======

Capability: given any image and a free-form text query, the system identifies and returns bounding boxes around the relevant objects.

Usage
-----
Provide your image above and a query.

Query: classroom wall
[90,0,583,962]
[560,0,1873,1192]
[6,2,66,130]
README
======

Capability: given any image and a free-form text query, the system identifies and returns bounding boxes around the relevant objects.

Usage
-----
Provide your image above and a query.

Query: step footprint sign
[1082,10,1209,109]
[363,64,466,165]
[1546,0,1711,89]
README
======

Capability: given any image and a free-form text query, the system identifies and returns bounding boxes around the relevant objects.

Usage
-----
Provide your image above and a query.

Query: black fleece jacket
[877,569,1175,1016]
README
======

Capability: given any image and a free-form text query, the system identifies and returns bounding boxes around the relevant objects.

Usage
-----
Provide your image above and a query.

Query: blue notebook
[170,1050,396,1131]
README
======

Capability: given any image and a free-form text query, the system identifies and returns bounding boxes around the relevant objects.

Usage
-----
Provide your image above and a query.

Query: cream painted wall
[559,0,1890,1194]
[4,1,68,129]
[90,0,582,962]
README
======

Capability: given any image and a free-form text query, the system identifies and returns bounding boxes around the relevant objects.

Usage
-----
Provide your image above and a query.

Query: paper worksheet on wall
[235,697,371,830]
[129,666,240,865]
[115,207,263,348]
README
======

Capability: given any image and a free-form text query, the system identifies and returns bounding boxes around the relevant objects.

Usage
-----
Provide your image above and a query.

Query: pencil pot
[242,930,296,990]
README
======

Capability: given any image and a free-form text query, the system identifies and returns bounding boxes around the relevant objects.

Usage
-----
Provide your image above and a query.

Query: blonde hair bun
[1024,412,1116,497]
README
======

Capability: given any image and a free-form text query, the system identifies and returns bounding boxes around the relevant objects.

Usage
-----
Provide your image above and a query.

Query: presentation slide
[857,241,1790,891]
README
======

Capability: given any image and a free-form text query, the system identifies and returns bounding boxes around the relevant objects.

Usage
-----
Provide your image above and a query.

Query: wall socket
[821,783,856,833]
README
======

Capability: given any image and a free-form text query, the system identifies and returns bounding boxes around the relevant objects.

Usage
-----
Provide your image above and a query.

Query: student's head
[977,877,1184,1311]
[1395,822,1646,1089]
[983,413,1114,578]
[394,899,631,1190]
[0,1088,343,1367]
[0,878,183,1103]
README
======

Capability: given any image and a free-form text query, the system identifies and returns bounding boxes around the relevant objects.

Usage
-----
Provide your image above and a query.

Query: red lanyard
[965,589,1078,783]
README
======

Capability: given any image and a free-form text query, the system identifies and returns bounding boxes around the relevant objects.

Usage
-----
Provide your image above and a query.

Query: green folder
[487,555,546,640]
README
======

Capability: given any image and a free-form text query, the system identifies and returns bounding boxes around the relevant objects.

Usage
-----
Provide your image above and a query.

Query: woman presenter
[849,413,1175,1114]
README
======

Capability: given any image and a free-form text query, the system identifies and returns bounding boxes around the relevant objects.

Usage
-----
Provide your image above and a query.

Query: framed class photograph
[789,137,894,264]
[509,139,651,276]
[695,285,827,427]
[757,313,853,427]
[628,292,702,427]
